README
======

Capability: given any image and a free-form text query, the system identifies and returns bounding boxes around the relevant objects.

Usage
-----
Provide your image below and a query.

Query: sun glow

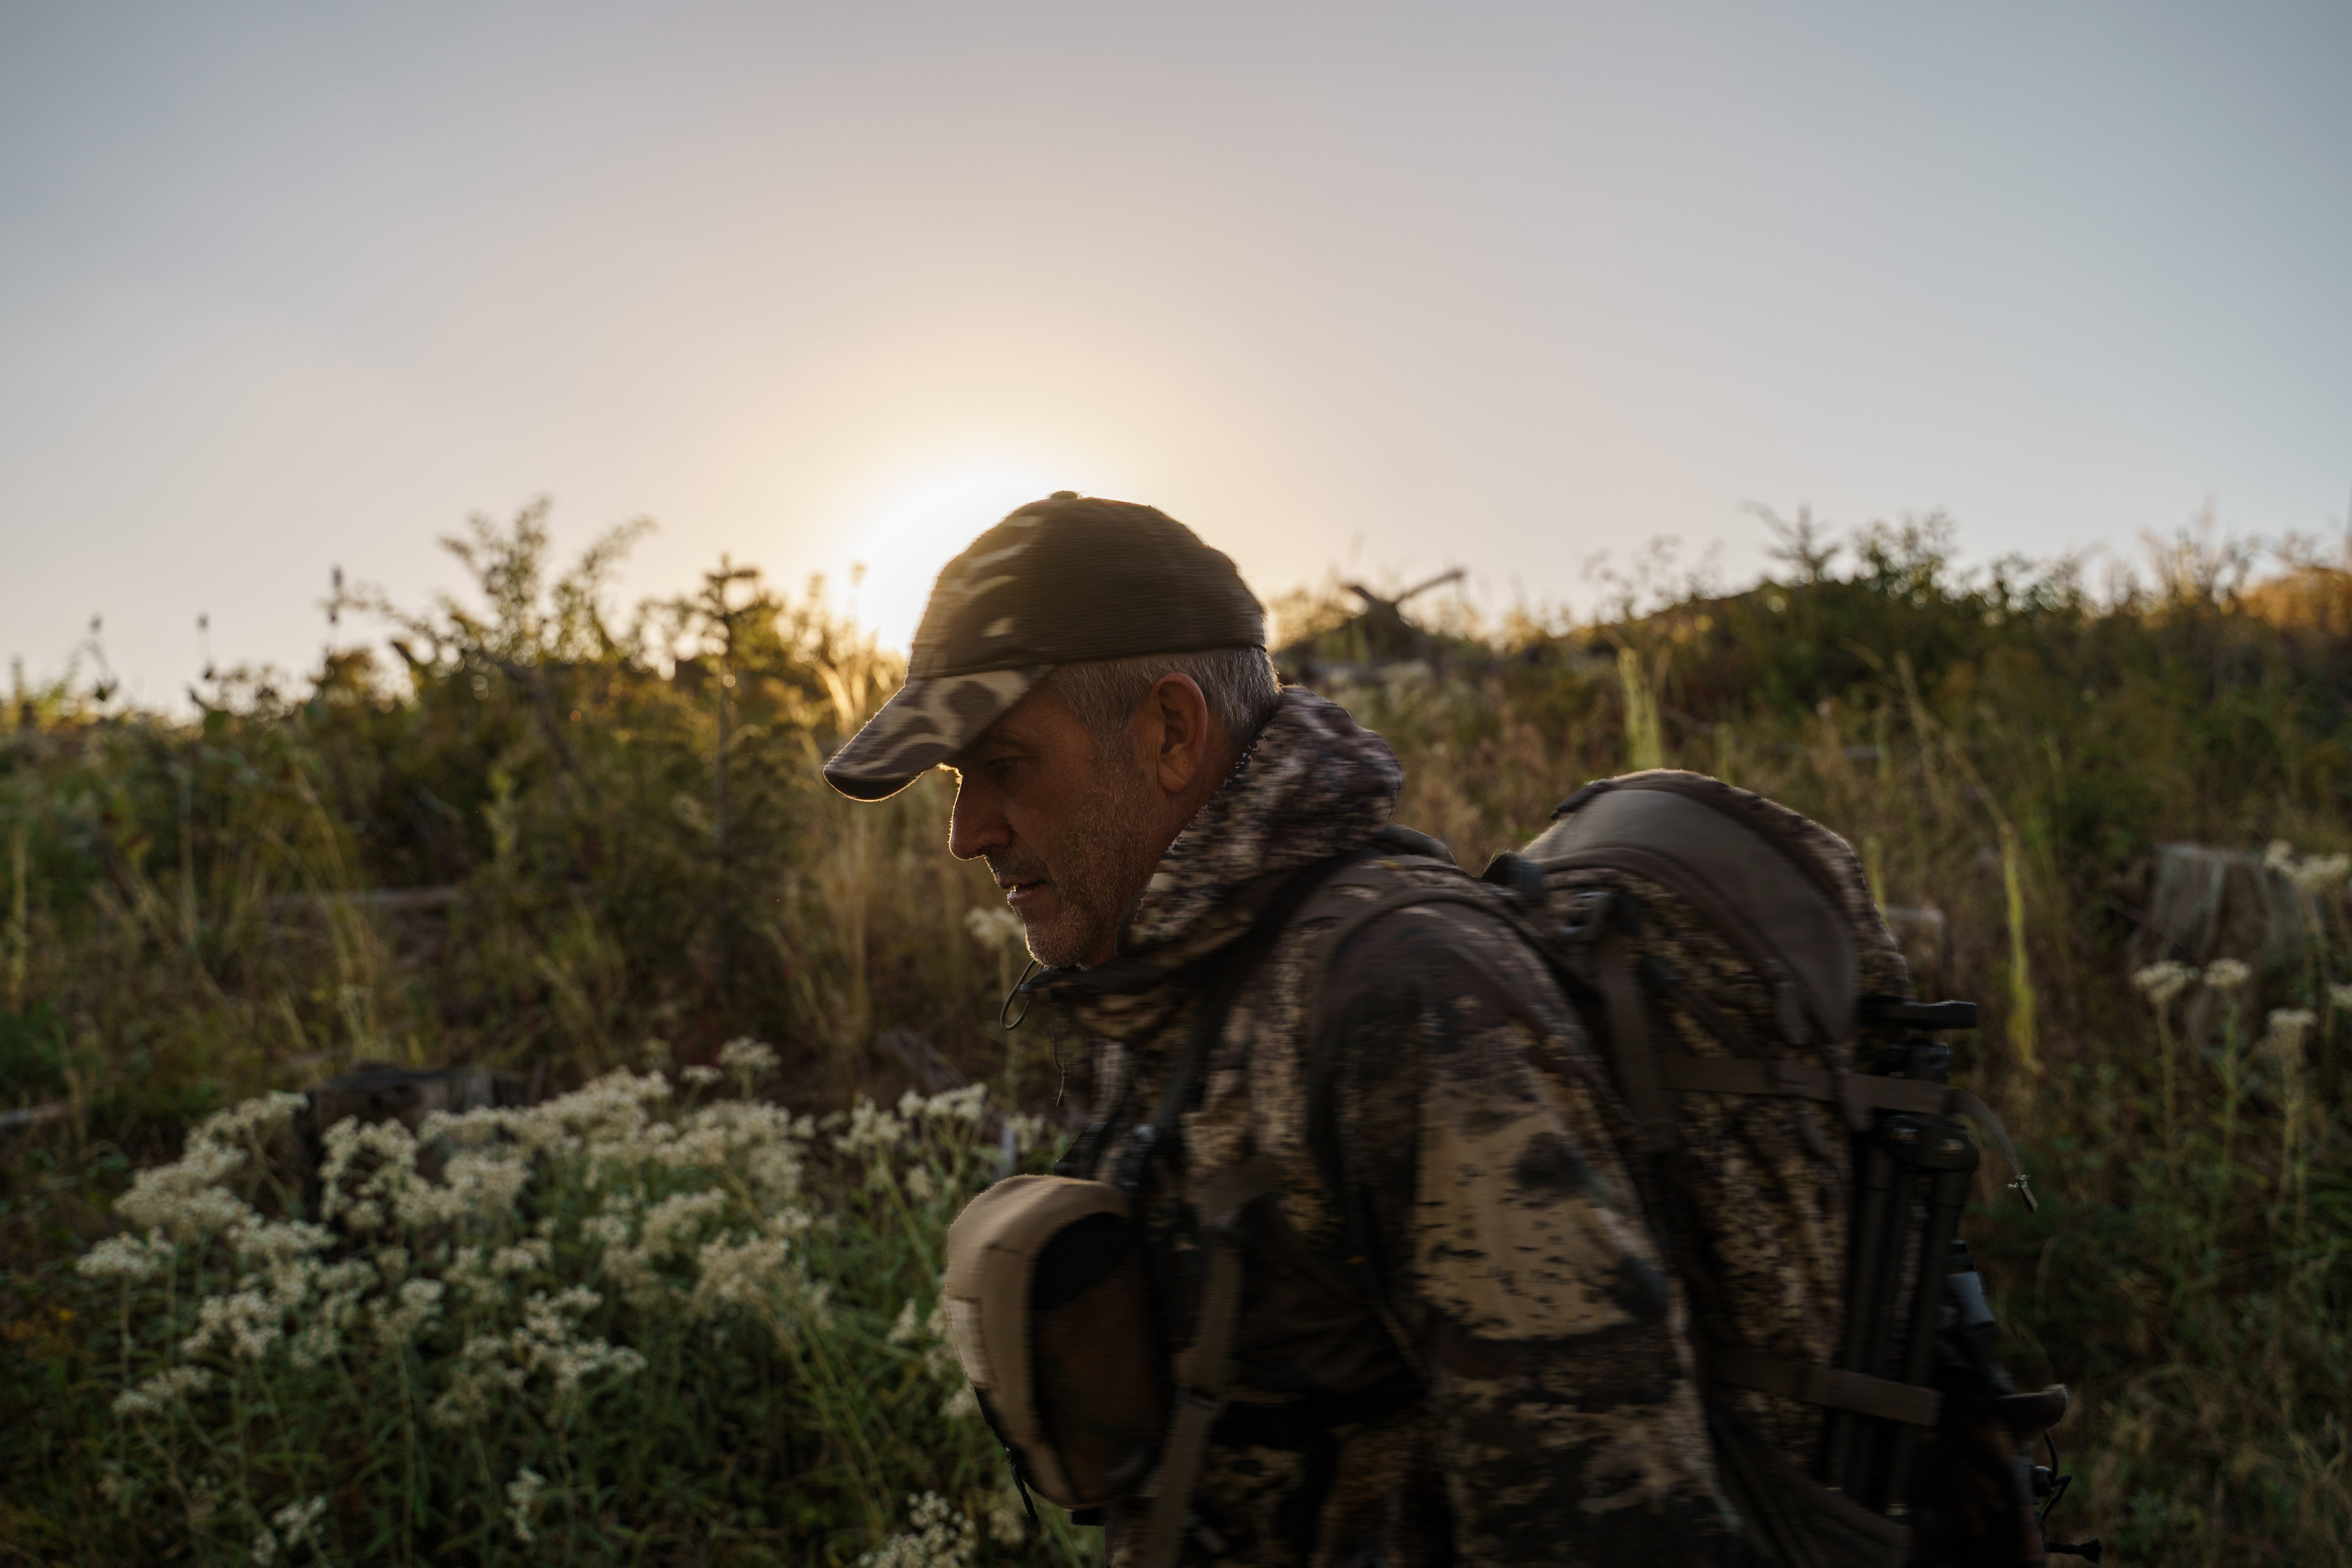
[831,466,1092,650]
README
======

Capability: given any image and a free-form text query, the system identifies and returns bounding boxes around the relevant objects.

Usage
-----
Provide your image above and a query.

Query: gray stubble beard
[1004,748,1164,969]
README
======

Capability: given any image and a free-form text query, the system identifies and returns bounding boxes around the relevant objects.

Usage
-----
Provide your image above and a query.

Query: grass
[5,501,2352,1563]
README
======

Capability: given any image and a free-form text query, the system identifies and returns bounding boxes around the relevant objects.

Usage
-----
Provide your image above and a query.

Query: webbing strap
[1657,1055,2029,1199]
[1710,1346,1942,1428]
[1660,1056,1947,1130]
[1593,928,1678,1154]
[1138,1156,1280,1568]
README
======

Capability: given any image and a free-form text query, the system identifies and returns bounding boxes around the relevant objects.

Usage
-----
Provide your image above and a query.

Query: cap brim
[821,666,1050,800]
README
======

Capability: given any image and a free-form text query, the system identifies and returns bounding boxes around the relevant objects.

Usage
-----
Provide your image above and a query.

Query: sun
[833,467,1082,650]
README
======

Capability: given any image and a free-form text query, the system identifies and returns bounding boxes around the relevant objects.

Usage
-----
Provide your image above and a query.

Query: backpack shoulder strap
[1134,833,1466,1568]
[1135,1155,1281,1568]
[1099,840,1403,1191]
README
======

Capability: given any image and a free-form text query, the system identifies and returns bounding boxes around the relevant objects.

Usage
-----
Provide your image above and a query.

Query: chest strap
[1138,1156,1281,1568]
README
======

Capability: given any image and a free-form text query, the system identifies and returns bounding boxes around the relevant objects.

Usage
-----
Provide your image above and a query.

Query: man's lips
[998,875,1051,909]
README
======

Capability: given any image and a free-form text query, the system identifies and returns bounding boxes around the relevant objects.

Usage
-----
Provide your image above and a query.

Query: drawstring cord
[1000,959,1043,1030]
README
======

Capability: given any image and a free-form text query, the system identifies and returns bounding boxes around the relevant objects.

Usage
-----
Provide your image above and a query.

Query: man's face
[946,688,1165,968]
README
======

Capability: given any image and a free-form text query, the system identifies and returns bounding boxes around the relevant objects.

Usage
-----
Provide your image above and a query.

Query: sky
[3,2,2348,706]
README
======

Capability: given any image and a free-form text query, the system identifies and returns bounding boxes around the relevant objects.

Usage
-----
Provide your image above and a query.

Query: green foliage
[0,506,1005,1158]
[8,503,2352,1562]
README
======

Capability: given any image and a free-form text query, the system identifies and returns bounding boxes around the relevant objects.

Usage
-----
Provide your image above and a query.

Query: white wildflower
[2330,982,2352,1011]
[691,1233,794,1318]
[681,1064,723,1089]
[425,1148,531,1223]
[181,1287,282,1361]
[230,1218,333,1267]
[287,1321,340,1370]
[444,1245,495,1302]
[2131,960,2194,1009]
[288,1256,375,1366]
[548,1284,602,1314]
[196,1091,308,1148]
[250,1527,276,1567]
[746,1144,806,1210]
[664,1099,800,1181]
[639,1190,727,1256]
[113,1364,213,1417]
[508,1070,671,1155]
[2292,853,2352,895]
[834,1099,908,1156]
[2203,958,2252,993]
[2265,1008,2318,1058]
[371,1278,444,1348]
[114,1134,253,1242]
[902,1163,936,1202]
[1004,1113,1049,1155]
[964,905,1024,948]
[860,1493,978,1568]
[492,1239,552,1276]
[544,1336,644,1398]
[718,1037,780,1085]
[927,1084,989,1124]
[318,1117,423,1230]
[430,1333,529,1427]
[2266,838,2296,873]
[507,1468,545,1545]
[78,1232,176,1283]
[581,1213,632,1250]
[940,1382,980,1422]
[802,1277,835,1332]
[887,1299,922,1346]
[507,1287,642,1398]
[988,1484,1030,1546]
[271,1495,326,1552]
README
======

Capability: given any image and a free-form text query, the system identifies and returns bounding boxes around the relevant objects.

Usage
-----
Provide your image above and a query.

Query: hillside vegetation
[4,504,2350,1564]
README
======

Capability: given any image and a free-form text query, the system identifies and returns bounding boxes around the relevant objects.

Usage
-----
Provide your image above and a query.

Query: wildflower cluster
[2264,838,2352,897]
[73,1068,1066,1565]
[2130,956,2252,1003]
[861,1492,981,1568]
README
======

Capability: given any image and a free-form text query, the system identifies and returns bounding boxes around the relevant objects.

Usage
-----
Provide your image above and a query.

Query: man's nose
[948,775,1009,862]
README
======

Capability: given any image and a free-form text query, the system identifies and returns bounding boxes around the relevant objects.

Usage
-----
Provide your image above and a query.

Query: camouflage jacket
[1036,690,1736,1568]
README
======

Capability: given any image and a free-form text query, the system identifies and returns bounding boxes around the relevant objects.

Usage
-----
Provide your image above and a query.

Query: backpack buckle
[1555,888,1619,946]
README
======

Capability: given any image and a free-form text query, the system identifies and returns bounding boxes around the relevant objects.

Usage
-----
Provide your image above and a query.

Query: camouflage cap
[821,493,1266,800]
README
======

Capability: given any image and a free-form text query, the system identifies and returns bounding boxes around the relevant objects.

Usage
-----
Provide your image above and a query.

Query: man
[824,493,1734,1566]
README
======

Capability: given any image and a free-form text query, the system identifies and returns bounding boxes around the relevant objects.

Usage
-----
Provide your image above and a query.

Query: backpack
[1490,770,2075,1566]
[946,770,2082,1567]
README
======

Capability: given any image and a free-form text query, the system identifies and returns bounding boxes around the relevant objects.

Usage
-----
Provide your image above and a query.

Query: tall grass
[6,503,2352,1562]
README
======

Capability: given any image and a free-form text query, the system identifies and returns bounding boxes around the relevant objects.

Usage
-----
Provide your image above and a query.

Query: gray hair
[1042,646,1283,756]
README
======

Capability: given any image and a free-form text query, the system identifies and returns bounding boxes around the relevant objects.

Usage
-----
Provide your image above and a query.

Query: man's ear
[1143,673,1214,795]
